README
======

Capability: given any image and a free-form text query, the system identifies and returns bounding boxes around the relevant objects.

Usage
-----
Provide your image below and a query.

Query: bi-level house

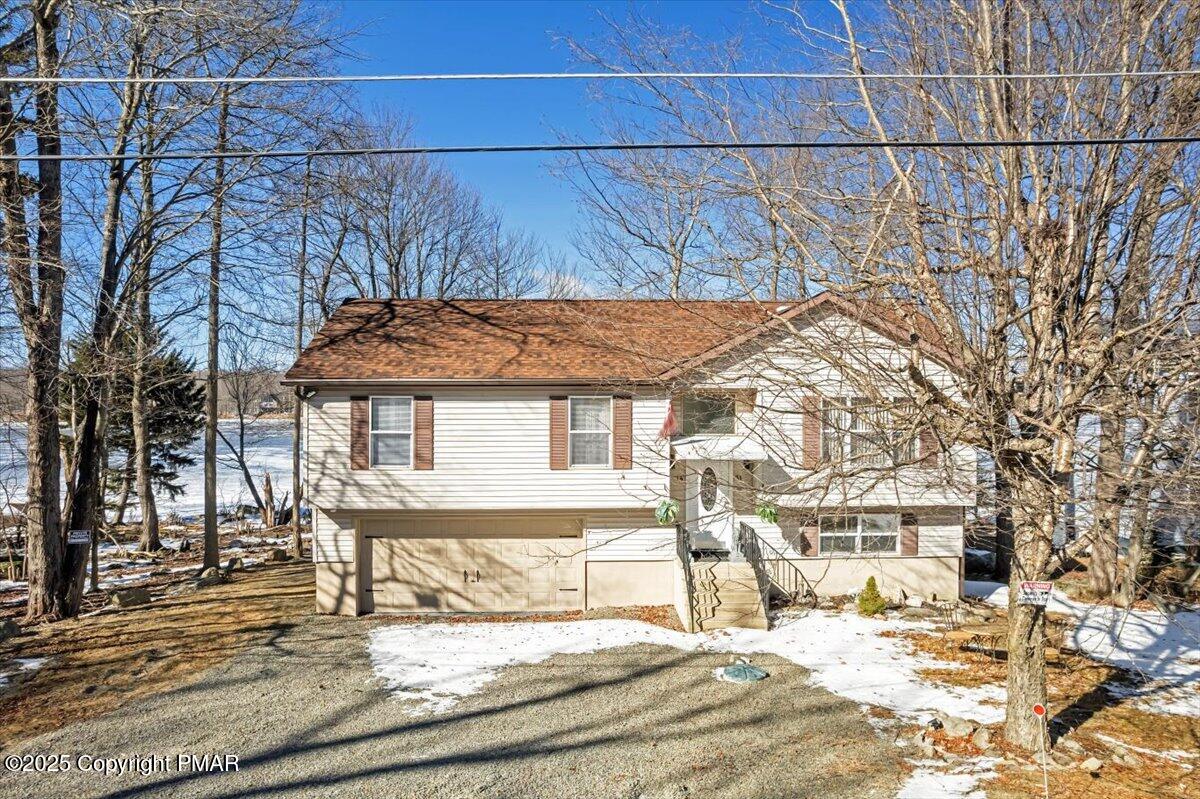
[283,293,975,630]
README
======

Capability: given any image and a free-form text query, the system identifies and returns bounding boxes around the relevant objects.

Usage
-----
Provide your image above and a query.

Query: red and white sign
[1017,581,1053,606]
[1032,703,1046,717]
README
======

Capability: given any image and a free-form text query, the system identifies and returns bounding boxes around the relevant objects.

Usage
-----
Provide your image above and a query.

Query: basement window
[819,514,900,556]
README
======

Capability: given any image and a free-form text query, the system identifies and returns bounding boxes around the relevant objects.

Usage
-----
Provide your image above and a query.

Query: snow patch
[0,656,48,688]
[367,611,1006,723]
[897,758,999,799]
[965,580,1200,716]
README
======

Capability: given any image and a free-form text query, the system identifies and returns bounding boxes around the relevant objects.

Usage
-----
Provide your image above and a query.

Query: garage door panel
[368,518,582,614]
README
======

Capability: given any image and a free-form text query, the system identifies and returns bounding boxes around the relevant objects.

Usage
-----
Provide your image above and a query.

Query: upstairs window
[819,514,900,555]
[821,397,915,465]
[569,397,611,467]
[678,392,737,435]
[370,396,413,467]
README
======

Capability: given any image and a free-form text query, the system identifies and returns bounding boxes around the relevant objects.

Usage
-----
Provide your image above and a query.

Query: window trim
[369,395,414,469]
[817,513,902,557]
[567,395,612,469]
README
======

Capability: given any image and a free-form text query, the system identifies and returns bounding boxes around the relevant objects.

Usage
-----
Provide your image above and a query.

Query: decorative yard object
[655,499,679,526]
[857,576,887,616]
[755,502,779,524]
[716,657,768,683]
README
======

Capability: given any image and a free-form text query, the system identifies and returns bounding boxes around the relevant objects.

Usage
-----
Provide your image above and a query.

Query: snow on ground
[0,656,48,689]
[896,758,1000,799]
[369,611,1006,722]
[965,580,1200,716]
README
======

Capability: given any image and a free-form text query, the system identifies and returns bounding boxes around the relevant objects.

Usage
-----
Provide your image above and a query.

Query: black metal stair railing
[737,521,816,609]
[675,523,698,631]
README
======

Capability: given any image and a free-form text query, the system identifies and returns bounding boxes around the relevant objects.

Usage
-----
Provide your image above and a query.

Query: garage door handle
[475,569,480,583]
[463,569,469,583]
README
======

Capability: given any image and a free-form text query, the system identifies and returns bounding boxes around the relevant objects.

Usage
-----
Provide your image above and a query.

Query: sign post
[67,529,91,546]
[1033,703,1050,799]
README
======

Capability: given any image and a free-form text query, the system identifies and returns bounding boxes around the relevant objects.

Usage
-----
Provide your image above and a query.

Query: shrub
[857,576,887,616]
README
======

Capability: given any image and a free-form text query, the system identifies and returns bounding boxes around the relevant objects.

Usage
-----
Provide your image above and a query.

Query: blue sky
[332,1,777,256]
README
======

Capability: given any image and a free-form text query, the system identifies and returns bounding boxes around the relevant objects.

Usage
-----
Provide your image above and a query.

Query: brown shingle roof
[283,293,956,384]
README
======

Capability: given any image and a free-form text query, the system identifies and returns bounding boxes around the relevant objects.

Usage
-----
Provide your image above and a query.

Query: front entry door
[686,460,734,552]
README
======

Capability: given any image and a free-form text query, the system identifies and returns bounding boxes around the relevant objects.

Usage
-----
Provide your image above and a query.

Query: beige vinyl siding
[736,509,962,561]
[312,507,355,564]
[583,512,674,561]
[306,388,670,512]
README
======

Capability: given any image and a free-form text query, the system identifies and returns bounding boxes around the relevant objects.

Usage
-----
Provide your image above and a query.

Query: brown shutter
[549,396,568,470]
[918,429,939,467]
[413,396,434,470]
[350,396,369,470]
[901,512,919,556]
[801,395,821,468]
[797,514,818,556]
[612,395,633,470]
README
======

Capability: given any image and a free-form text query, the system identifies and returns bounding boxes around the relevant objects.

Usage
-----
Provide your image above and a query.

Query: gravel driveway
[3,613,906,799]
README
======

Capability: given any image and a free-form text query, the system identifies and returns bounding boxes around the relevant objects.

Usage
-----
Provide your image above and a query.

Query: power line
[2,134,1197,162]
[0,69,1198,85]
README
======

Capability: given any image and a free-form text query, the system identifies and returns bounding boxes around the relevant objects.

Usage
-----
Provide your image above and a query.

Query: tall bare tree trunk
[1,3,68,621]
[1003,467,1056,750]
[203,89,230,570]
[133,146,159,552]
[1091,405,1124,596]
[993,470,1014,581]
[291,157,311,557]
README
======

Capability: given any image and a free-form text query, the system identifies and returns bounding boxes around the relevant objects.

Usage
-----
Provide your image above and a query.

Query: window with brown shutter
[414,396,434,470]
[549,396,568,470]
[349,396,369,470]
[612,395,632,470]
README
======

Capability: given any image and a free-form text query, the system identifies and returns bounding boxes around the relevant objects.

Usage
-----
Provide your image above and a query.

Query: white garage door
[363,516,584,613]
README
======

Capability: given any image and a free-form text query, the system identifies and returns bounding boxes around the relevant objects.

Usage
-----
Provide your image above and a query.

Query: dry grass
[0,562,314,748]
[894,630,1199,799]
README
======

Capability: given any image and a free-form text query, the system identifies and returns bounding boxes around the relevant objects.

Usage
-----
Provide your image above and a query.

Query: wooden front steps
[691,559,769,631]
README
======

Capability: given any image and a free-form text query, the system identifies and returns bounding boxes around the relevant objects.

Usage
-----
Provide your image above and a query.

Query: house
[283,293,975,630]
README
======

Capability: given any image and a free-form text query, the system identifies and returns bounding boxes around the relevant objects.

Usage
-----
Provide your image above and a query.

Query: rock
[266,547,290,562]
[934,712,976,738]
[1115,752,1143,767]
[176,537,192,552]
[227,539,246,549]
[902,606,939,619]
[1050,750,1075,768]
[904,595,926,608]
[971,726,991,750]
[109,586,151,608]
[840,601,858,612]
[1057,737,1086,756]
[224,556,245,573]
[196,567,222,587]
[0,618,19,640]
[1080,757,1105,773]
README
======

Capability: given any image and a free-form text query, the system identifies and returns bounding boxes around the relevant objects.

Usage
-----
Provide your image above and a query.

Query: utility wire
[2,135,1198,162]
[0,69,1198,85]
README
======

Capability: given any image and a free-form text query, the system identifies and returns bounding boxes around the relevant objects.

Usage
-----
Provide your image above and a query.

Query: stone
[1050,750,1075,768]
[904,595,926,608]
[841,601,858,613]
[196,567,222,587]
[266,548,290,563]
[1115,752,1143,767]
[110,586,151,608]
[0,618,19,640]
[971,726,991,750]
[1080,757,1105,773]
[935,713,976,738]
[902,606,939,619]
[1057,737,1086,756]
[225,556,245,573]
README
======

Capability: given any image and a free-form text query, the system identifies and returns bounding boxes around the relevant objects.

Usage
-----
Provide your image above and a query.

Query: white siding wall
[313,507,355,564]
[736,509,963,560]
[306,387,670,512]
[584,512,674,561]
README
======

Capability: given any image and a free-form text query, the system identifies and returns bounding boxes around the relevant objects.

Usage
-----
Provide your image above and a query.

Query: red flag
[658,402,679,439]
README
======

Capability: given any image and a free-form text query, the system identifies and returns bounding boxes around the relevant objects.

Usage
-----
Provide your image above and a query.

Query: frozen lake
[0,419,296,520]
